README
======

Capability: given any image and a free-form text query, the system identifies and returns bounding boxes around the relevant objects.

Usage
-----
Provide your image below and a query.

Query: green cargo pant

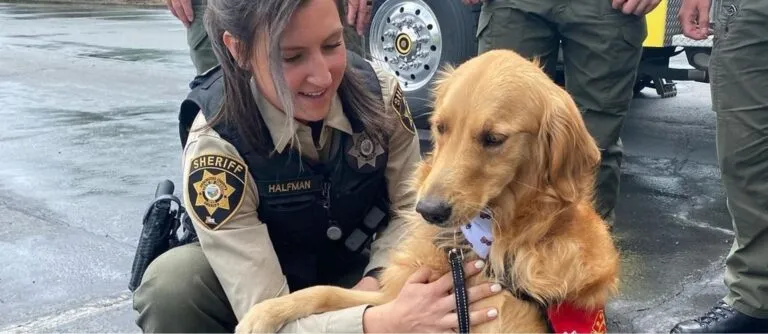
[711,0,768,319]
[132,243,368,332]
[184,0,365,75]
[476,0,647,222]
[187,0,217,75]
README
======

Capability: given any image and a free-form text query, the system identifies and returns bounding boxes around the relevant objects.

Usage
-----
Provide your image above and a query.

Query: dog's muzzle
[416,197,453,225]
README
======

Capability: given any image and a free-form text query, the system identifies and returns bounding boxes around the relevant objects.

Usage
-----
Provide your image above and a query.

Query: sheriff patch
[187,153,248,230]
[392,83,415,135]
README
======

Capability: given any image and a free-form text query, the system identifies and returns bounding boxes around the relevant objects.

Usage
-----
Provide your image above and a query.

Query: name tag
[257,175,323,197]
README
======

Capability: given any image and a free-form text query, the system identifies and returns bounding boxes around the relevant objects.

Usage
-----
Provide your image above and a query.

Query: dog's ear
[535,90,600,203]
[428,63,457,105]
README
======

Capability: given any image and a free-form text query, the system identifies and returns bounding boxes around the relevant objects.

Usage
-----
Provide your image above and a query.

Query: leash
[448,248,471,334]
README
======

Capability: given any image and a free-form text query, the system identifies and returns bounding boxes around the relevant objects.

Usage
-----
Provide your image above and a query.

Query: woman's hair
[203,0,394,155]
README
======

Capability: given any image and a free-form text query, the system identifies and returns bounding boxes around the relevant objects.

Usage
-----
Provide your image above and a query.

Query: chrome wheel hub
[368,0,442,92]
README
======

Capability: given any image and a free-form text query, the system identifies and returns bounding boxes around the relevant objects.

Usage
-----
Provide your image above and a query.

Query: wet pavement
[0,2,735,333]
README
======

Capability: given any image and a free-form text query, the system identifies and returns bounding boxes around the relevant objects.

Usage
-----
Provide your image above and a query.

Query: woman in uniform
[132,0,502,332]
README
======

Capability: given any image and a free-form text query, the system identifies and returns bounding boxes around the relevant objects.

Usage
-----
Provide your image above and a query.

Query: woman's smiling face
[250,0,348,122]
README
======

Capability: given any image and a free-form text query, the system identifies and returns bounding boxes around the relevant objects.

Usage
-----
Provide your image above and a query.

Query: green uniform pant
[185,0,365,75]
[712,0,768,319]
[131,243,367,332]
[187,0,217,75]
[476,0,647,220]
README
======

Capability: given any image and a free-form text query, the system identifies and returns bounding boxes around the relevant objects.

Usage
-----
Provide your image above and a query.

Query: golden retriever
[235,49,620,333]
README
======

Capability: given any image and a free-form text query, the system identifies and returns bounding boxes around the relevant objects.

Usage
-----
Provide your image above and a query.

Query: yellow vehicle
[631,0,712,98]
[364,0,713,129]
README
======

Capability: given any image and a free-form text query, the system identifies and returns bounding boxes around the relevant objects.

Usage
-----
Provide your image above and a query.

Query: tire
[365,0,480,130]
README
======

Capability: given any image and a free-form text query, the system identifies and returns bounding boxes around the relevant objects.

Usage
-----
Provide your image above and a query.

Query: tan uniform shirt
[181,60,421,332]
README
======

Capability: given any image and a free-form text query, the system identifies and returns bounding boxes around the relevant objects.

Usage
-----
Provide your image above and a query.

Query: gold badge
[392,83,415,135]
[348,132,385,168]
[187,153,248,230]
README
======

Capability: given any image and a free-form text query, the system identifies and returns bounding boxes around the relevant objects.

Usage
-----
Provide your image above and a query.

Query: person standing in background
[670,0,768,332]
[463,0,661,229]
[165,0,373,75]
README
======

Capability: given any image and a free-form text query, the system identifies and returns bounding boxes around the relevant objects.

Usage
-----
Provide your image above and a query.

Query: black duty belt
[448,248,471,334]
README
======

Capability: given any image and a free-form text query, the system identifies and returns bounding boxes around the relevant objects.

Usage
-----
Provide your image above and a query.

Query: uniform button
[326,225,343,240]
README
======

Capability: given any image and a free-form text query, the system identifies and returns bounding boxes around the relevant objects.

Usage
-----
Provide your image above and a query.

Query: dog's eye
[436,122,446,134]
[482,132,507,147]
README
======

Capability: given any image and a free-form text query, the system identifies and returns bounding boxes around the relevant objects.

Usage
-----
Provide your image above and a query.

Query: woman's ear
[222,31,245,68]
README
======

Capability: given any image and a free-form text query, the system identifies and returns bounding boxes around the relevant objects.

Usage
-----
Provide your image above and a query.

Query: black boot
[670,300,768,333]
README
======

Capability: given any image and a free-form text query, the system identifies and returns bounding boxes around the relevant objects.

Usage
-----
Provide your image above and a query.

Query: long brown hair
[203,0,394,156]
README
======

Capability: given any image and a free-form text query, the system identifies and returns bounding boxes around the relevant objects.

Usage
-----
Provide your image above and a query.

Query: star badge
[193,170,236,215]
[348,132,385,169]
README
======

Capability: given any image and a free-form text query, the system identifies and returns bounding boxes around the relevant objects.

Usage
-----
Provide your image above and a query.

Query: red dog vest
[547,302,607,334]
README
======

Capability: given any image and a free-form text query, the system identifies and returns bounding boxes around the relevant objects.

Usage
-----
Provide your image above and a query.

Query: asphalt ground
[0,2,735,332]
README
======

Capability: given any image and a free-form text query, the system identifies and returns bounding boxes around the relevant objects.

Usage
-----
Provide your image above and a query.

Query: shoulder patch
[392,83,415,135]
[186,153,248,230]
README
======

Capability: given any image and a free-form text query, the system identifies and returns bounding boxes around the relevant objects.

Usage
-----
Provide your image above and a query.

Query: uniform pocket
[476,7,492,39]
[620,18,648,49]
[186,5,209,50]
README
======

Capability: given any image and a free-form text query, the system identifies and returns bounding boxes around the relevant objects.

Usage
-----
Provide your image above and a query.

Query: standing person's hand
[363,259,503,333]
[678,0,712,40]
[347,0,372,36]
[611,0,662,16]
[167,0,194,28]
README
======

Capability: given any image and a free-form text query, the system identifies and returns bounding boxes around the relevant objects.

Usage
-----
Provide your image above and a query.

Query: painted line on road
[0,291,133,332]
[673,212,735,236]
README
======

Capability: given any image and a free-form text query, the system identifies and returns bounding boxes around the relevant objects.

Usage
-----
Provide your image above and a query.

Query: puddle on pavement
[10,40,183,64]
[7,33,67,39]
[22,105,174,128]
[1,4,160,20]
[623,174,688,200]
[83,48,177,63]
[10,12,166,21]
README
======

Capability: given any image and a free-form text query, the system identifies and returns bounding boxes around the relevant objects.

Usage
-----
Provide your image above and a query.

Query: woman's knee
[132,243,235,332]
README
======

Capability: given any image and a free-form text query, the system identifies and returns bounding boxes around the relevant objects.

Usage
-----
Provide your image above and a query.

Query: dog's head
[413,49,600,228]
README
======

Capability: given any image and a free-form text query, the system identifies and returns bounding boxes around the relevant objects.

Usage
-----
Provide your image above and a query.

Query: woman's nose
[306,55,332,87]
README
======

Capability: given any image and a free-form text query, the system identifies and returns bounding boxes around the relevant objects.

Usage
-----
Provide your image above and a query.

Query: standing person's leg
[187,0,218,75]
[672,1,768,331]
[476,1,561,80]
[556,0,646,226]
[132,243,238,333]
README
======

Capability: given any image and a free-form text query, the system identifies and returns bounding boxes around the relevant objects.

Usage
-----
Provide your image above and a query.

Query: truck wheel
[365,0,480,129]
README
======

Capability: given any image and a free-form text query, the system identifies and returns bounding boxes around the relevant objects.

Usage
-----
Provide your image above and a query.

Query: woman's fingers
[437,307,500,329]
[468,282,503,303]
[406,266,435,284]
[432,259,487,294]
[436,282,504,311]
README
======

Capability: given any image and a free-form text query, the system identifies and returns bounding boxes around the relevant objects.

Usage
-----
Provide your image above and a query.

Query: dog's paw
[235,303,284,334]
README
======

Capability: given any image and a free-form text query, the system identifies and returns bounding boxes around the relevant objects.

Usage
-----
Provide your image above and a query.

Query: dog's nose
[416,197,453,225]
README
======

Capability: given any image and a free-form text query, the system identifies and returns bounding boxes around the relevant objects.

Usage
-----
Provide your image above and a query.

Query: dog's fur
[235,49,620,333]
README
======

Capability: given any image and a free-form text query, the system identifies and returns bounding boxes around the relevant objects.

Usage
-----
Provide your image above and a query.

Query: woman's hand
[363,259,502,333]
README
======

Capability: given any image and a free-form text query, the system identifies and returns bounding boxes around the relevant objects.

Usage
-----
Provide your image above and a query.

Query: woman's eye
[324,42,343,50]
[283,54,301,63]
